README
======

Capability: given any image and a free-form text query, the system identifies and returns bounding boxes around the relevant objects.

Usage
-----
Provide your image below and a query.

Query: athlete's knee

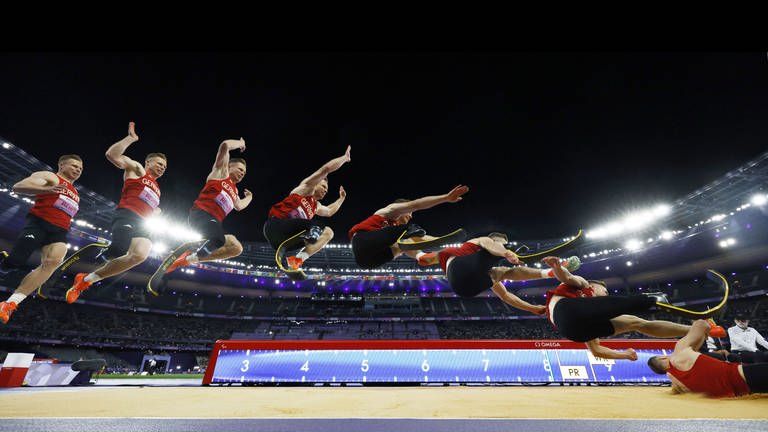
[226,235,243,255]
[40,255,64,270]
[5,237,39,268]
[322,226,334,240]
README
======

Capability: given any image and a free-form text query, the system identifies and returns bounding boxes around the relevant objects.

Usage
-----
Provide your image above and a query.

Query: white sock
[84,273,102,283]
[7,293,27,304]
[296,251,310,260]
[415,252,426,259]
[187,253,200,264]
[541,269,554,279]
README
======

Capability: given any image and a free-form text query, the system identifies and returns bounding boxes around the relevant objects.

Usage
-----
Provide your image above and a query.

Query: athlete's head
[229,158,247,183]
[488,232,508,244]
[587,279,608,296]
[646,356,670,374]
[312,177,329,200]
[145,153,167,178]
[57,154,83,182]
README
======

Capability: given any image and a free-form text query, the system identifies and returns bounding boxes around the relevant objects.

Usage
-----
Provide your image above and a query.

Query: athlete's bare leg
[196,235,244,262]
[91,237,152,279]
[13,242,67,295]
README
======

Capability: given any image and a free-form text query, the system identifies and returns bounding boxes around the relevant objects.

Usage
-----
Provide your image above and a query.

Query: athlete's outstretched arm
[475,237,521,264]
[379,185,469,219]
[585,339,638,361]
[292,146,351,194]
[491,282,545,314]
[316,186,347,217]
[542,256,588,288]
[105,121,142,174]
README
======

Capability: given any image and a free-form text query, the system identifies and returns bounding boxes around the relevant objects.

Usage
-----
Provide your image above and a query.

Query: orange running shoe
[707,318,727,339]
[0,301,17,324]
[286,256,304,270]
[65,273,93,304]
[165,251,192,274]
[418,252,438,266]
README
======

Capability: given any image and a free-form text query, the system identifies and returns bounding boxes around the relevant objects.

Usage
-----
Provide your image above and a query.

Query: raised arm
[376,185,469,219]
[316,186,347,217]
[673,319,713,355]
[542,256,589,288]
[12,171,62,196]
[105,121,144,178]
[291,146,351,195]
[209,138,246,180]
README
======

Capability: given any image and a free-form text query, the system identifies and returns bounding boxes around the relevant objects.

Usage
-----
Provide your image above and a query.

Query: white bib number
[138,186,160,209]
[53,194,79,217]
[214,190,235,215]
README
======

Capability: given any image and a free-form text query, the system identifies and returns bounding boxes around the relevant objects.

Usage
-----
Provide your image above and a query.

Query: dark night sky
[1,52,766,243]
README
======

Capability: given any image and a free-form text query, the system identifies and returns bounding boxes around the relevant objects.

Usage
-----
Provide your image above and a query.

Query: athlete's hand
[339,186,347,199]
[531,305,547,315]
[625,348,638,361]
[128,121,139,142]
[243,189,252,198]
[237,137,246,152]
[445,185,469,202]
[504,250,521,265]
[542,256,561,268]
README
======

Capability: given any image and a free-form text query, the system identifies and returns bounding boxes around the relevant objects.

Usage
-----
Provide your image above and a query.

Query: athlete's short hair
[587,279,607,288]
[58,154,82,164]
[146,152,167,162]
[488,232,509,242]
[229,157,246,166]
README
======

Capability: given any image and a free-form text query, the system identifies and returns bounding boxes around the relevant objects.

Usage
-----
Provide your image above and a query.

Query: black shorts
[262,217,320,251]
[17,214,69,247]
[743,363,768,394]
[445,253,496,298]
[110,208,151,241]
[189,209,226,247]
[351,225,406,269]
[551,295,656,342]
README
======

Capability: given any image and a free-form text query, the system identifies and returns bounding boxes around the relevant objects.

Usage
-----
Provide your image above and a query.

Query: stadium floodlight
[751,194,767,206]
[624,239,642,251]
[152,242,168,255]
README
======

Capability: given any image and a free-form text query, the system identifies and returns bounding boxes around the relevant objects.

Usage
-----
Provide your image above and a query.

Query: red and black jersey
[437,242,482,273]
[117,173,161,218]
[29,174,80,230]
[348,214,401,240]
[268,193,318,220]
[668,354,750,398]
[192,177,239,222]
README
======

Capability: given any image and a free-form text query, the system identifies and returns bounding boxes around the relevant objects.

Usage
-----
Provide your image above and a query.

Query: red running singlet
[29,174,80,230]
[117,174,161,218]
[192,177,239,222]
